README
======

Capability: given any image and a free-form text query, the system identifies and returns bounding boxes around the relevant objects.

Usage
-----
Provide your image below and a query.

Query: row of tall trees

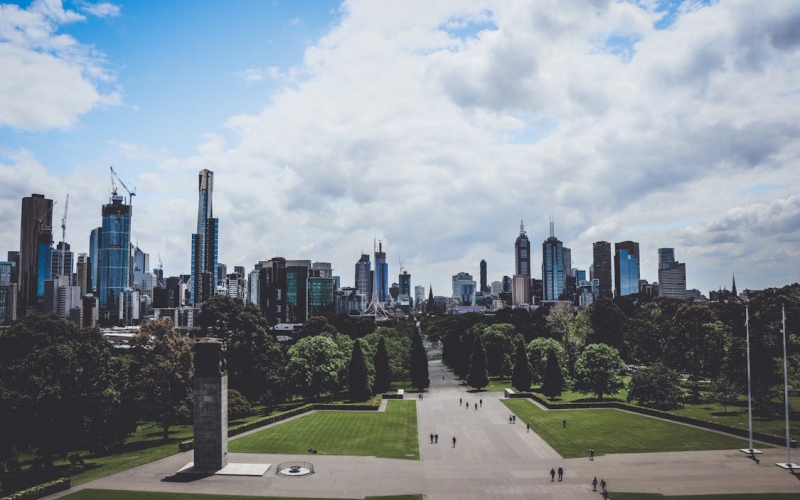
[429,284,800,409]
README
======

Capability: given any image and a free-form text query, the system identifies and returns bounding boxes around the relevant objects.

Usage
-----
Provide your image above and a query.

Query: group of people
[458,397,482,409]
[549,466,563,481]
[429,432,457,448]
[592,476,608,494]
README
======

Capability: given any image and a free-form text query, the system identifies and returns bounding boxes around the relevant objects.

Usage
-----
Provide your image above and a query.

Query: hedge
[179,394,383,452]
[0,478,71,500]
[528,392,796,448]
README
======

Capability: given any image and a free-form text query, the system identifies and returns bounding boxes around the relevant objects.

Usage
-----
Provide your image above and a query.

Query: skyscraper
[51,241,74,280]
[452,272,476,306]
[542,220,565,301]
[515,221,530,277]
[399,270,411,296]
[592,241,613,299]
[479,259,488,292]
[98,192,132,323]
[354,253,371,296]
[19,194,54,314]
[374,242,388,302]
[89,227,101,294]
[191,169,219,306]
[658,248,686,298]
[614,241,640,297]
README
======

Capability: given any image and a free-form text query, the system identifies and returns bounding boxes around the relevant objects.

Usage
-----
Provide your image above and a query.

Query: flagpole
[741,305,760,457]
[776,304,797,471]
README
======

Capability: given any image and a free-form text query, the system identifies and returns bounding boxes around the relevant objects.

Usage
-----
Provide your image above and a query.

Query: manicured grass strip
[61,490,422,500]
[612,494,799,500]
[502,399,749,458]
[230,400,419,460]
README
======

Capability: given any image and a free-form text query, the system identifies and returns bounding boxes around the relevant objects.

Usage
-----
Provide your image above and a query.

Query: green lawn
[502,399,751,458]
[230,400,419,460]
[61,490,422,500]
[666,395,800,438]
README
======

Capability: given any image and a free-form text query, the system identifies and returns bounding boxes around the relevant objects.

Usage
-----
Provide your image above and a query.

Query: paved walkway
[47,360,799,499]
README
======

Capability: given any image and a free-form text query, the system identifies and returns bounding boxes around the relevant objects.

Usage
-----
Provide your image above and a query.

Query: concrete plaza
[47,360,798,499]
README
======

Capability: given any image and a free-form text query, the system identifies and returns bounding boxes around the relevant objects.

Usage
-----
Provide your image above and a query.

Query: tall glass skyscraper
[541,220,565,301]
[658,247,686,298]
[515,221,530,276]
[19,194,54,314]
[614,241,640,297]
[374,242,388,302]
[98,193,131,323]
[89,227,101,294]
[592,241,613,299]
[354,253,371,296]
[191,169,219,306]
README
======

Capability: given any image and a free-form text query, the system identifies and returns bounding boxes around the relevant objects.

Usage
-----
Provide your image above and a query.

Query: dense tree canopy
[572,343,626,400]
[410,331,430,391]
[511,338,533,392]
[526,337,568,384]
[541,348,565,399]
[286,334,348,400]
[480,323,517,376]
[372,336,392,394]
[627,363,683,410]
[348,339,372,401]
[466,334,489,390]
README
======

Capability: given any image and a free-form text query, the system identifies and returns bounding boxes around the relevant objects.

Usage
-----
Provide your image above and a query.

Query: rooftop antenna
[58,193,69,277]
[520,220,525,235]
[549,215,555,238]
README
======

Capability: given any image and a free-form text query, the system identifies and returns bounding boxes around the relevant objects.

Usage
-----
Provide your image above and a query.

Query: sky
[1,0,799,298]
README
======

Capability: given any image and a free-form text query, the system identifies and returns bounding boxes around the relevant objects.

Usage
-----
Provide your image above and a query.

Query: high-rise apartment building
[614,241,640,297]
[51,241,74,280]
[19,194,54,314]
[399,270,411,296]
[658,248,686,298]
[414,285,425,310]
[515,221,531,277]
[191,169,219,306]
[542,220,565,301]
[479,259,488,292]
[374,242,388,302]
[76,253,89,296]
[89,227,101,293]
[354,253,371,296]
[98,192,132,324]
[592,241,613,299]
[511,274,531,305]
[0,261,18,325]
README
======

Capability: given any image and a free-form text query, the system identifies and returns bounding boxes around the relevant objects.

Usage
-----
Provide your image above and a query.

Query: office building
[354,253,371,296]
[76,253,89,296]
[19,194,54,314]
[658,248,687,298]
[542,220,565,301]
[414,285,425,310]
[51,241,74,281]
[452,272,476,306]
[98,192,132,324]
[614,241,640,297]
[374,242,388,302]
[399,270,411,297]
[515,221,531,277]
[0,261,18,325]
[479,259,488,292]
[89,228,101,293]
[592,241,613,299]
[511,274,531,305]
[190,169,219,306]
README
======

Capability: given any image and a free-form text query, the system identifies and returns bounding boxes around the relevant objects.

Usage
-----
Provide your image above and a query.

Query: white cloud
[236,68,265,84]
[0,0,119,130]
[80,2,121,18]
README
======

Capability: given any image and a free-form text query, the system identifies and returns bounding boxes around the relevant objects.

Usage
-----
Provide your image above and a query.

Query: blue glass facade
[98,195,131,320]
[36,237,52,300]
[616,250,640,296]
[89,227,101,293]
[374,244,388,302]
[191,170,217,305]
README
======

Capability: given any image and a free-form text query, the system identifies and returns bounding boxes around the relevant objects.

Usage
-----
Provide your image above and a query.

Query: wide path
[47,359,799,499]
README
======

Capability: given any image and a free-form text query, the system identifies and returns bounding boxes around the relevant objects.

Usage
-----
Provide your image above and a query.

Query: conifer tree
[373,336,392,394]
[348,339,372,401]
[511,338,533,391]
[410,332,430,390]
[541,348,564,399]
[466,334,489,390]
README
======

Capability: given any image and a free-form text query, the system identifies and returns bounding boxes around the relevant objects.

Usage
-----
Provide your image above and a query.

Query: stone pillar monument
[193,337,228,472]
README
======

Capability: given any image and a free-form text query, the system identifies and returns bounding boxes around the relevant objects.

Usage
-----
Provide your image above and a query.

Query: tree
[708,377,741,415]
[627,363,683,410]
[526,337,568,384]
[481,323,517,376]
[511,338,533,391]
[228,389,252,420]
[0,314,135,465]
[586,298,627,352]
[130,318,194,441]
[372,336,392,394]
[546,303,591,375]
[286,335,347,400]
[348,340,372,401]
[466,334,489,390]
[572,343,626,400]
[409,332,430,391]
[541,348,565,399]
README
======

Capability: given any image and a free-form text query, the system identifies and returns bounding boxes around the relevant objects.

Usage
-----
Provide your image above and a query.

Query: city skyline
[1,0,799,298]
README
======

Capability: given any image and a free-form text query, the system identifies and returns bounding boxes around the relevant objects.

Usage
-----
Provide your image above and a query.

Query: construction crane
[157,253,165,287]
[58,194,69,277]
[110,166,136,205]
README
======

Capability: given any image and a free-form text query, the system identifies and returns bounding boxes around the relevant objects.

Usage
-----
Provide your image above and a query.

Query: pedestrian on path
[590,448,595,460]
[430,433,434,444]
[452,436,457,448]
[600,478,607,494]
[549,468,555,482]
[459,398,462,405]
[509,415,513,424]
[557,466,563,481]
[513,415,516,423]
[592,476,598,491]
[480,398,483,407]
[474,403,477,411]
[435,433,438,443]
[526,422,530,432]
[466,401,469,409]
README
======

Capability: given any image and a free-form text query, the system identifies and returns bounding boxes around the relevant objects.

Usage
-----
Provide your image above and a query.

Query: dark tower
[480,259,488,292]
[731,274,737,298]
[515,221,530,277]
[592,241,613,299]
[19,194,54,315]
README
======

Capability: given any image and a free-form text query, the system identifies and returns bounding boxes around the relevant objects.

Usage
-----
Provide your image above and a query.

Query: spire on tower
[520,220,525,235]
[549,215,555,238]
[731,274,737,298]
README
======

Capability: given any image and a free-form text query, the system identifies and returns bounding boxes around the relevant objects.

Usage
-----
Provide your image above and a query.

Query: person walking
[452,436,457,448]
[526,422,530,432]
[480,398,483,407]
[549,468,555,482]
[430,432,434,444]
[474,403,477,411]
[459,397,462,406]
[557,466,563,481]
[600,478,607,493]
[563,418,567,427]
[509,415,513,424]
[434,433,438,443]
[590,447,595,460]
[513,415,516,423]
[466,401,469,409]
[592,476,598,491]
